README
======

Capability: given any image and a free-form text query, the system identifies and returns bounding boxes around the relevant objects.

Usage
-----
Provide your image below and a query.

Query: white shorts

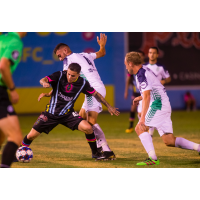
[82,86,106,113]
[145,109,173,137]
[137,100,142,113]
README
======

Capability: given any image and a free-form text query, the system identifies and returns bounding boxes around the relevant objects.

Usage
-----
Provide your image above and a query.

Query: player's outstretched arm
[96,33,107,59]
[92,91,120,116]
[38,90,53,102]
[40,77,50,88]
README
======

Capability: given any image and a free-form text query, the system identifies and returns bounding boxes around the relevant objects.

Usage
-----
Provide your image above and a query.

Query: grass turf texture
[1,111,200,168]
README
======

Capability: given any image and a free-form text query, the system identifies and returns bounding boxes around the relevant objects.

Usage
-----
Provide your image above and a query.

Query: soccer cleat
[95,151,116,161]
[136,157,159,166]
[125,128,133,133]
[92,147,103,158]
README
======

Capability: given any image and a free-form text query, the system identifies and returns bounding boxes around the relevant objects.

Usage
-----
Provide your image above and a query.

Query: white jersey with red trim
[63,52,105,90]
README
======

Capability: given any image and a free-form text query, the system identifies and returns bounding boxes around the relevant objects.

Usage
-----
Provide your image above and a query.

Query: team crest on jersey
[66,84,73,93]
[12,51,19,60]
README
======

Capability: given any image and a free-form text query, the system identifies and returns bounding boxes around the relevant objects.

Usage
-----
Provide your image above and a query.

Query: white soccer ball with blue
[16,146,33,163]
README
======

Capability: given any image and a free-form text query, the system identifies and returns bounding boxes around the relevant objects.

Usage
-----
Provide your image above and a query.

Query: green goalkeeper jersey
[0,32,23,88]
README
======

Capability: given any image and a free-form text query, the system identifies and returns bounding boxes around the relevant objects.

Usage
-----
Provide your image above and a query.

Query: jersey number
[83,56,94,67]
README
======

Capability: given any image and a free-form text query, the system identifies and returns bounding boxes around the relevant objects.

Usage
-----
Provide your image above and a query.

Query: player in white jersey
[125,52,200,166]
[124,50,145,133]
[39,34,116,161]
[137,47,171,137]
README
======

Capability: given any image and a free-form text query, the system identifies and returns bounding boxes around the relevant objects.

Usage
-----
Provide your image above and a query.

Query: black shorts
[33,111,84,134]
[0,86,16,120]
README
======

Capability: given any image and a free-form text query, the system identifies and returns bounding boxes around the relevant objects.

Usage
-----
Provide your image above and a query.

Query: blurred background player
[0,32,26,168]
[184,91,196,111]
[39,33,116,160]
[124,50,145,133]
[137,47,171,137]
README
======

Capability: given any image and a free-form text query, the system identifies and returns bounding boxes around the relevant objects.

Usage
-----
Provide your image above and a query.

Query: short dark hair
[53,43,69,54]
[150,47,159,54]
[68,63,81,74]
[136,50,145,56]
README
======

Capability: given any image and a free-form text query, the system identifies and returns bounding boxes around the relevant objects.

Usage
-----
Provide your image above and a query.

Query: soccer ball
[16,146,33,163]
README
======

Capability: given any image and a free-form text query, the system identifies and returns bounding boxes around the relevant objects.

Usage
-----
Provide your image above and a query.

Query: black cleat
[92,147,103,158]
[95,151,116,161]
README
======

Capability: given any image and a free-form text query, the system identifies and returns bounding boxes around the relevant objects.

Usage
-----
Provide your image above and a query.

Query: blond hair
[125,52,142,65]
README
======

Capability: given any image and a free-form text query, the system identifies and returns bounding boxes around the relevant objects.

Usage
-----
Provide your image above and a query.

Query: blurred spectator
[184,91,196,111]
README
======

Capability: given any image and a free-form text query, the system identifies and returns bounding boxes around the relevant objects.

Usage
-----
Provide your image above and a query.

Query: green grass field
[1,111,200,168]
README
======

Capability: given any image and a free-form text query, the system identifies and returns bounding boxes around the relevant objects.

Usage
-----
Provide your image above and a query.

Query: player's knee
[135,125,141,136]
[84,124,93,134]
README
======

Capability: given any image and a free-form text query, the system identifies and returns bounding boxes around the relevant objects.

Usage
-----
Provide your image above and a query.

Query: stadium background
[10,32,200,113]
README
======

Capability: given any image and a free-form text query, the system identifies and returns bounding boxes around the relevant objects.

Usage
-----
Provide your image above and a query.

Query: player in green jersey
[0,32,26,168]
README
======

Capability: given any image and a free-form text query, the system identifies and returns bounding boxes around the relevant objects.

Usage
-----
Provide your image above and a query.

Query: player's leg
[161,133,200,152]
[0,115,23,168]
[21,112,58,148]
[0,129,6,150]
[135,123,159,165]
[21,128,41,148]
[79,108,87,120]
[125,101,135,133]
[78,120,98,156]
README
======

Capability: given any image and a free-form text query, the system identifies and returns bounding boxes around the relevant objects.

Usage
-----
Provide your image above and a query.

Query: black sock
[1,142,18,168]
[129,112,135,128]
[85,133,98,154]
[21,135,33,147]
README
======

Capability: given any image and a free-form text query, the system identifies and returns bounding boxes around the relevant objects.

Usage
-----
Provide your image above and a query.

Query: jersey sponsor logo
[141,82,147,89]
[58,92,73,101]
[12,50,19,60]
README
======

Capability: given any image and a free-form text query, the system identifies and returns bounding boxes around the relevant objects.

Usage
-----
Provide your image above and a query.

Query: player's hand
[97,33,107,47]
[10,90,19,104]
[43,83,50,88]
[38,93,46,102]
[138,120,148,132]
[108,107,120,116]
[124,91,128,99]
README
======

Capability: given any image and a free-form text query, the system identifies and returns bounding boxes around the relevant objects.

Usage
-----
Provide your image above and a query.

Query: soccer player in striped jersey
[21,63,119,161]
[125,52,200,166]
[137,47,171,137]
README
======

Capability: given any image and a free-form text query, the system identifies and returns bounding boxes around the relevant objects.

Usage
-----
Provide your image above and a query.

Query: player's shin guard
[21,135,33,147]
[1,141,18,168]
[139,132,157,161]
[92,124,111,151]
[175,137,200,151]
[85,132,98,154]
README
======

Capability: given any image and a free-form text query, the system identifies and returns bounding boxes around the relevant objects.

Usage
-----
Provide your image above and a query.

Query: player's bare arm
[0,57,19,104]
[139,90,151,132]
[92,91,120,116]
[161,77,171,85]
[38,90,53,102]
[96,33,107,59]
[133,96,143,106]
[40,77,50,88]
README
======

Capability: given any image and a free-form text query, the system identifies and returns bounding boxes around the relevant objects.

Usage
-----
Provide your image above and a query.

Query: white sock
[149,127,155,137]
[92,124,111,151]
[175,137,199,151]
[139,132,157,160]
